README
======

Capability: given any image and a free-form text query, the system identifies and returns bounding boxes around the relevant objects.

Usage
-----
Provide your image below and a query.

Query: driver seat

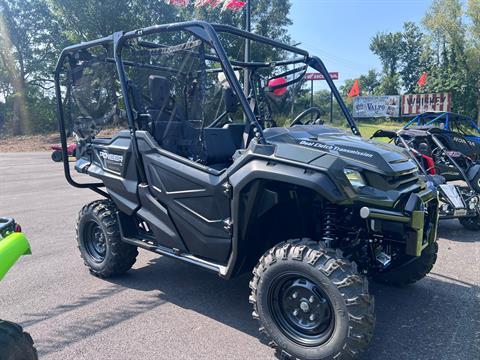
[148,75,179,124]
[147,75,198,158]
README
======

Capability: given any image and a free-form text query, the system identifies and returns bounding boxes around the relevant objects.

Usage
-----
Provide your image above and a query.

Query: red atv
[51,143,76,162]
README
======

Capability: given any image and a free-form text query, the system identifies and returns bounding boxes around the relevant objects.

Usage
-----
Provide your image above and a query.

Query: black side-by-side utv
[54,21,439,360]
[372,127,480,230]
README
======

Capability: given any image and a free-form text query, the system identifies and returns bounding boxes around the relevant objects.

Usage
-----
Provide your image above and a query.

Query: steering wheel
[290,107,323,126]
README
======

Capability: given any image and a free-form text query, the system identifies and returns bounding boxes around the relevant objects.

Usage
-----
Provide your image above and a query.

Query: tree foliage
[421,0,477,119]
[0,0,61,134]
[343,0,478,121]
[0,0,478,134]
[0,0,292,136]
[400,22,428,93]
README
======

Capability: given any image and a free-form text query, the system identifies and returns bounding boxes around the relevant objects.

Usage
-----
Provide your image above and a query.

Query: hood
[262,125,417,176]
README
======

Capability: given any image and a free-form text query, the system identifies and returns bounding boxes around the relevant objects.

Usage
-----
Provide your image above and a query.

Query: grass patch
[356,122,402,139]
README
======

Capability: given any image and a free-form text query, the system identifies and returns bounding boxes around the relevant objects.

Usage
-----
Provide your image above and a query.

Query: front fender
[223,159,346,278]
[0,232,31,281]
[229,159,346,203]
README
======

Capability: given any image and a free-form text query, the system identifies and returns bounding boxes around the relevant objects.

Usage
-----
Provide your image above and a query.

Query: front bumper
[359,188,439,256]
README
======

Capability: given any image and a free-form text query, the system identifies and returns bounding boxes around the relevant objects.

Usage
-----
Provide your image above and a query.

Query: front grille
[365,170,420,191]
[387,171,420,190]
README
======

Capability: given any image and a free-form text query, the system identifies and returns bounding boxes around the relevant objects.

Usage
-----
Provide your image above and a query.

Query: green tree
[1,0,293,135]
[359,70,381,95]
[467,0,480,44]
[467,0,480,123]
[340,79,355,98]
[422,0,477,118]
[0,0,61,134]
[50,0,292,61]
[339,71,380,97]
[400,22,428,93]
[49,0,179,42]
[370,31,403,94]
[176,0,292,62]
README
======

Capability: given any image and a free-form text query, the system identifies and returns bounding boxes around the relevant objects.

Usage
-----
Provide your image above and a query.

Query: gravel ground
[0,152,479,360]
[0,134,61,152]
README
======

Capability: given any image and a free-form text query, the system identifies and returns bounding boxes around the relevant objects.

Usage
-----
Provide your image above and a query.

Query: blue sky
[289,0,433,87]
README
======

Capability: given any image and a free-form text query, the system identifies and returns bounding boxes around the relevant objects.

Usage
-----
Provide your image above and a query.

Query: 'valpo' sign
[353,96,400,118]
[402,92,452,115]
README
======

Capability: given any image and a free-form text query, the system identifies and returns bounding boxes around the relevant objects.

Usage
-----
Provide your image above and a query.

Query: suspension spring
[322,204,337,246]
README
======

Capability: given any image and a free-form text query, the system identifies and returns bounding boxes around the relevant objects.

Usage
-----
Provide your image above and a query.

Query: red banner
[304,72,339,81]
[165,0,246,10]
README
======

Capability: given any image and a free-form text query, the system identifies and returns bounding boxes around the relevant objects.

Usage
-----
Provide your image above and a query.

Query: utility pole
[244,0,251,97]
[330,91,333,123]
[310,80,314,108]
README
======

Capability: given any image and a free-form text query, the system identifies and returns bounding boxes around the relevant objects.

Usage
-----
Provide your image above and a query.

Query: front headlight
[344,168,366,188]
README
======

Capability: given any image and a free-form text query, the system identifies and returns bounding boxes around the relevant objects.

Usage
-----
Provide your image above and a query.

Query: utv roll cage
[371,127,476,192]
[54,21,360,197]
[404,111,480,134]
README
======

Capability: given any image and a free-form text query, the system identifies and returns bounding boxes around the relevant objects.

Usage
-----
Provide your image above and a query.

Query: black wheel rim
[268,272,335,347]
[83,220,107,262]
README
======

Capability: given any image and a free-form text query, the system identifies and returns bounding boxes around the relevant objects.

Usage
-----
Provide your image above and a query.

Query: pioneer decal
[298,140,374,159]
[99,151,124,163]
[98,150,124,174]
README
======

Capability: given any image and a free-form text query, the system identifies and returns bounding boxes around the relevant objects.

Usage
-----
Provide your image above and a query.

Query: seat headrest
[149,75,172,109]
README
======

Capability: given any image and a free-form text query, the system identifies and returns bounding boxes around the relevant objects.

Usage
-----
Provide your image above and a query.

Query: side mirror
[223,88,238,114]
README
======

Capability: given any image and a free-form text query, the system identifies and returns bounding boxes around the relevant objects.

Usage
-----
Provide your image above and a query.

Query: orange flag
[417,72,427,87]
[348,79,360,97]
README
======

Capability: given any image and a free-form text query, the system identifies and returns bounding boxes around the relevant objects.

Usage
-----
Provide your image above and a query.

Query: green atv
[0,217,38,360]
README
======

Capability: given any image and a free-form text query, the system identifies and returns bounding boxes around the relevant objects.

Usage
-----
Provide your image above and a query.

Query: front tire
[459,215,480,230]
[250,239,375,360]
[76,200,138,278]
[0,320,38,360]
[51,150,62,162]
[372,242,438,286]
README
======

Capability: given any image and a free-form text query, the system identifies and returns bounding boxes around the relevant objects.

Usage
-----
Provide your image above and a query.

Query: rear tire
[250,239,375,360]
[76,200,138,278]
[51,150,62,162]
[372,242,438,286]
[0,319,38,360]
[459,215,480,230]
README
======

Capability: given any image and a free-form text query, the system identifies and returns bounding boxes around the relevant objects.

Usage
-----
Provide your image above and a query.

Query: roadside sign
[402,92,452,115]
[305,72,339,81]
[353,96,401,118]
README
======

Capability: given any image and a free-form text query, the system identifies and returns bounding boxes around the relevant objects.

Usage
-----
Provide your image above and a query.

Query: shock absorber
[322,204,337,247]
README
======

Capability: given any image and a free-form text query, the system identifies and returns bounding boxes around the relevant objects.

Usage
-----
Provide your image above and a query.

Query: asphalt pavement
[0,152,479,360]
